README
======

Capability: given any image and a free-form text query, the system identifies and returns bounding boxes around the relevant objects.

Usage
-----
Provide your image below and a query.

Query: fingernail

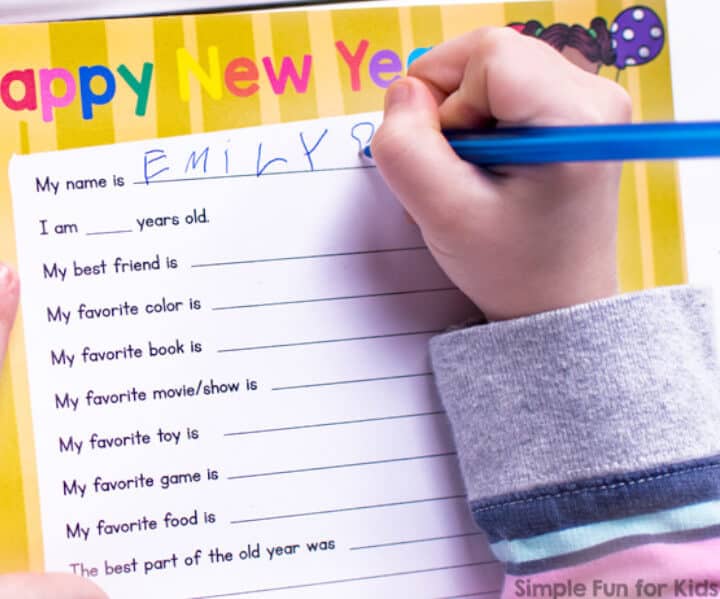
[384,78,412,114]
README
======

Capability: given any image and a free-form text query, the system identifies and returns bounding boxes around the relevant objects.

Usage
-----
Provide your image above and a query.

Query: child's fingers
[410,27,631,129]
[371,77,489,230]
[437,28,593,127]
[0,573,107,599]
[0,263,19,372]
[407,28,497,100]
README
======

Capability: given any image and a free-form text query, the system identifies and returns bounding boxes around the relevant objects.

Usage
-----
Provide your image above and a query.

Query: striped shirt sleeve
[429,286,720,596]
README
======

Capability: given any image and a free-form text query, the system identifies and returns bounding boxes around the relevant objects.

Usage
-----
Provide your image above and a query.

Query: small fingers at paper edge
[0,573,108,599]
[0,262,19,370]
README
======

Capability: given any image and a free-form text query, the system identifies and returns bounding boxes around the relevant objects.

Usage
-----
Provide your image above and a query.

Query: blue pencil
[362,121,720,165]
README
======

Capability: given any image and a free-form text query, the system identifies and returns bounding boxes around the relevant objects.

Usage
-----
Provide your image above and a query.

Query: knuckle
[568,76,633,126]
[587,78,633,124]
[573,103,608,126]
[473,26,521,58]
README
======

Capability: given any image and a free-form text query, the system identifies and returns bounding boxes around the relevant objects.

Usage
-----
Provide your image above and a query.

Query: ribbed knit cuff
[430,286,720,504]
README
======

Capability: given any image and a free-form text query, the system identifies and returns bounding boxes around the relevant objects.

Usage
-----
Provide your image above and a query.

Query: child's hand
[0,573,107,599]
[0,263,18,368]
[371,28,631,321]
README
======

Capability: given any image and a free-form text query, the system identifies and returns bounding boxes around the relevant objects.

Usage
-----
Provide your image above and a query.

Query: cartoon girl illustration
[510,6,666,76]
[510,18,616,74]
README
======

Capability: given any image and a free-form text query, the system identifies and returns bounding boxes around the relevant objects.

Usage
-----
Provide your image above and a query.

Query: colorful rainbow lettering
[0,6,665,124]
[0,41,430,123]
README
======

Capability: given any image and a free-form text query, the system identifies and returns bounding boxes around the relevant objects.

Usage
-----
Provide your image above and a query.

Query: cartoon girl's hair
[514,17,616,66]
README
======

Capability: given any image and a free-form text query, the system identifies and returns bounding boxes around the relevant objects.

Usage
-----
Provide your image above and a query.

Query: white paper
[668,0,720,336]
[9,113,502,598]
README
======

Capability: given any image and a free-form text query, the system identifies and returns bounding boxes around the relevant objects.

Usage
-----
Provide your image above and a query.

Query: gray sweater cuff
[429,286,720,504]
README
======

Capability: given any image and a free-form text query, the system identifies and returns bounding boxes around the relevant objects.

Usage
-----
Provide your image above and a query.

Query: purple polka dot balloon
[611,5,665,69]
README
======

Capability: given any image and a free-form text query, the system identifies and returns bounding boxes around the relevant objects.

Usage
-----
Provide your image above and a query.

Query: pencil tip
[361,145,372,159]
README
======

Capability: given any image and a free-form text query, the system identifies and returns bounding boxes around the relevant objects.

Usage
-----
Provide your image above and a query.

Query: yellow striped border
[0,0,683,571]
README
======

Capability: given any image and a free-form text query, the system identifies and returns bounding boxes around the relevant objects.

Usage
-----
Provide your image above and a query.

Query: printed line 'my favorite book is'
[1,1,716,597]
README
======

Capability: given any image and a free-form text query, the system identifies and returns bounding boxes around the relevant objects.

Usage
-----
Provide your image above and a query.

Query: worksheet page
[669,0,720,336]
[4,1,713,595]
[9,113,502,597]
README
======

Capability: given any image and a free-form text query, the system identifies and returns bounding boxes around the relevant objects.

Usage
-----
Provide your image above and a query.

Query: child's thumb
[371,77,479,228]
[0,263,19,372]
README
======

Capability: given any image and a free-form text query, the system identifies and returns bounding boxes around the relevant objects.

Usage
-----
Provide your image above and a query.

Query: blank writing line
[230,494,466,525]
[191,246,427,268]
[350,531,484,551]
[227,451,456,481]
[86,229,133,236]
[272,372,433,391]
[136,164,377,186]
[213,286,457,311]
[224,410,445,437]
[218,329,441,354]
[188,561,497,598]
